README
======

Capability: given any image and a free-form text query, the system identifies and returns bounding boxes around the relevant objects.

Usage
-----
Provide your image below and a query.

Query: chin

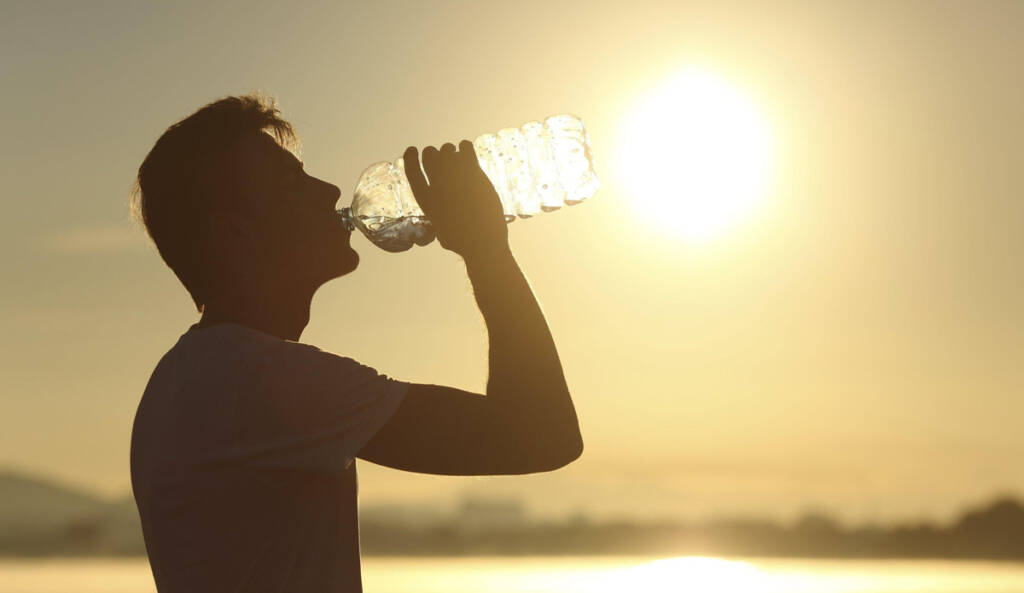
[334,249,359,277]
[306,241,359,284]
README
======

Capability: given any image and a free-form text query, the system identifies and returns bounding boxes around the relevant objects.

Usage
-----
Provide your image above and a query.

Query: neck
[198,274,317,342]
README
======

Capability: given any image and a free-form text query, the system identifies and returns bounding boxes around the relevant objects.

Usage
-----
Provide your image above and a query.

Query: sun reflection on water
[466,555,817,593]
[618,556,766,592]
[3,557,1024,593]
[526,556,861,593]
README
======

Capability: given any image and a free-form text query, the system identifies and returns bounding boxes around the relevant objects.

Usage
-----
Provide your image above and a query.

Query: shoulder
[140,323,312,397]
[182,324,400,390]
[157,321,403,400]
[254,338,393,392]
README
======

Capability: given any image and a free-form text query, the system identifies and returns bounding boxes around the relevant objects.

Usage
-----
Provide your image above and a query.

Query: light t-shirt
[130,322,409,593]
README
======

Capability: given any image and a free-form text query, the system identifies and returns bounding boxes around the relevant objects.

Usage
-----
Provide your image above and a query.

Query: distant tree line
[1,469,1022,559]
[359,498,1024,559]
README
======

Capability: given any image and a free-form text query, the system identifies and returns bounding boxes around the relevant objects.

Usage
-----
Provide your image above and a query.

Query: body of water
[1,556,1023,593]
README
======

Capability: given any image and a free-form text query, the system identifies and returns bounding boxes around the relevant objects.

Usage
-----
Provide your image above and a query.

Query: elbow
[562,436,584,466]
[504,406,583,473]
[567,433,584,463]
[535,433,583,472]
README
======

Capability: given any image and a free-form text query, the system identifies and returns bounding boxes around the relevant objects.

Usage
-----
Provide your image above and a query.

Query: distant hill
[0,470,111,527]
[0,470,142,556]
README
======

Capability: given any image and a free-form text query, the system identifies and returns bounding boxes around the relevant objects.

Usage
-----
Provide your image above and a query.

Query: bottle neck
[337,207,356,232]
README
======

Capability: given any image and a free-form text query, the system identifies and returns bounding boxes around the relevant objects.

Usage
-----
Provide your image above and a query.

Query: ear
[209,207,257,243]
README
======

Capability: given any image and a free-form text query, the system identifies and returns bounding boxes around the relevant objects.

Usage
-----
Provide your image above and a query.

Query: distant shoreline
[3,470,1022,560]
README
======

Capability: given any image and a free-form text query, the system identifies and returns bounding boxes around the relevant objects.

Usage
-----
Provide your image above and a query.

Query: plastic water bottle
[337,114,599,252]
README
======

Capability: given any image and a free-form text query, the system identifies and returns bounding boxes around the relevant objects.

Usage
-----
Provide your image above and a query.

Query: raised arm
[356,142,583,475]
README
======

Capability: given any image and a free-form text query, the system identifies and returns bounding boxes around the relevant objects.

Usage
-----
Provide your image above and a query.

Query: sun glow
[617,67,774,242]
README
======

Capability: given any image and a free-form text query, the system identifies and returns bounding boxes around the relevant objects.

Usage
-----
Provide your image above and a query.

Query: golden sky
[1,0,1021,524]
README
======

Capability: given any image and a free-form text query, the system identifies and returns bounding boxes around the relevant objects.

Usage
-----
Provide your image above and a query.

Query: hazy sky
[1,0,1022,524]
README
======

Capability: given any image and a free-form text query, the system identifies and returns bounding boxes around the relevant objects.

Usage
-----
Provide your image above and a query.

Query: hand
[403,142,509,259]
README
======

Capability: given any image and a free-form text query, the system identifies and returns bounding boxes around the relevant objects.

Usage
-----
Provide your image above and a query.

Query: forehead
[226,131,299,179]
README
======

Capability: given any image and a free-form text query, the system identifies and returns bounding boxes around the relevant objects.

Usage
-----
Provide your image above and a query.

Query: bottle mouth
[337,208,355,232]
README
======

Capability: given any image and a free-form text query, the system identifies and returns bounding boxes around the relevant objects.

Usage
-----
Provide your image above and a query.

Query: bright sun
[617,67,774,242]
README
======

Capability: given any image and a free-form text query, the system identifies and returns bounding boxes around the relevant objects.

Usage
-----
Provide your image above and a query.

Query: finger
[458,139,477,165]
[403,146,430,206]
[421,145,440,183]
[440,143,457,171]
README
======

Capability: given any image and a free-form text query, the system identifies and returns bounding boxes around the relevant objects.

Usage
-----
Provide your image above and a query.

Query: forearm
[463,245,582,451]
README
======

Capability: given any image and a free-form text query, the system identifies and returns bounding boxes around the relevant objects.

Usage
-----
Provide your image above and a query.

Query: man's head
[132,94,357,313]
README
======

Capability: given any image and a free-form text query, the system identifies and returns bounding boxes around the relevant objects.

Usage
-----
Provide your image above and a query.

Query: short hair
[130,94,298,312]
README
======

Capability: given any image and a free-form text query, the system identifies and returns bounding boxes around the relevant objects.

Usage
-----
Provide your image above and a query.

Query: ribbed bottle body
[343,114,598,252]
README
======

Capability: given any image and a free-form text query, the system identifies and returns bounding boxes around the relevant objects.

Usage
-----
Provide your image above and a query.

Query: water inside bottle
[355,215,434,252]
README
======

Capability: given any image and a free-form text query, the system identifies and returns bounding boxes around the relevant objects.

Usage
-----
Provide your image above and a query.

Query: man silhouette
[129,95,583,593]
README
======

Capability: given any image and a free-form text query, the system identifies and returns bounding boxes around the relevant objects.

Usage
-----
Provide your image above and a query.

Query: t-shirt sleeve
[234,340,409,471]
